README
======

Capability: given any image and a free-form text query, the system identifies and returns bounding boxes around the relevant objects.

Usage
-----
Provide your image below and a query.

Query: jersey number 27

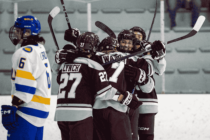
[58,73,82,99]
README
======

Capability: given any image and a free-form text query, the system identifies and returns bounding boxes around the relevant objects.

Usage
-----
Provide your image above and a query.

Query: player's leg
[166,0,178,28]
[108,107,132,140]
[93,107,132,140]
[138,113,156,140]
[93,109,111,140]
[191,0,201,27]
[71,117,93,140]
[7,115,37,140]
[35,126,44,140]
[57,121,70,140]
[128,108,139,140]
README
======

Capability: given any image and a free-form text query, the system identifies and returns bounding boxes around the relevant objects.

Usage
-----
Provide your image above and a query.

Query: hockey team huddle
[1,15,166,140]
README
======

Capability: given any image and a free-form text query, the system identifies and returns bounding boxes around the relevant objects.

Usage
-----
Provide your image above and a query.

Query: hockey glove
[64,28,80,45]
[55,49,68,64]
[151,40,166,60]
[55,49,78,64]
[1,105,18,131]
[125,65,146,83]
[120,91,142,110]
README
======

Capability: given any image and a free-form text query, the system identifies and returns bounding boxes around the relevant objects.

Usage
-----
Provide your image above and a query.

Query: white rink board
[0,94,210,140]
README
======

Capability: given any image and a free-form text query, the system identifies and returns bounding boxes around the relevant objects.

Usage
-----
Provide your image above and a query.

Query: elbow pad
[136,76,154,93]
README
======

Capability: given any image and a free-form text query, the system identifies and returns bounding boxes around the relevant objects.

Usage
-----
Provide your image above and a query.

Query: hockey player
[92,35,155,140]
[115,29,158,140]
[1,15,51,140]
[129,26,167,140]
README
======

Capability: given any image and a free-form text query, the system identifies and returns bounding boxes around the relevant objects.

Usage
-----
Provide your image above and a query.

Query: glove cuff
[121,92,133,106]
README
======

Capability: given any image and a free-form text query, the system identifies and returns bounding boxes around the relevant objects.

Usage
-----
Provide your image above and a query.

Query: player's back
[55,57,112,122]
[93,52,129,112]
[96,52,127,93]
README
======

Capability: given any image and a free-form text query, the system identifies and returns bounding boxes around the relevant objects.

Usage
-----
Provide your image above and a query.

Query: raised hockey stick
[146,0,157,42]
[95,21,116,38]
[48,6,60,50]
[166,15,205,44]
[60,0,72,33]
[102,15,205,66]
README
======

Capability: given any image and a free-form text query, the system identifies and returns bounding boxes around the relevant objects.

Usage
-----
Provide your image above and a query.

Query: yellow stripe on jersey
[16,69,35,80]
[31,95,50,105]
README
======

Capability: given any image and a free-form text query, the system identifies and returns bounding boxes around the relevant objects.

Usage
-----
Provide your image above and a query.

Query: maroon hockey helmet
[98,36,118,51]
[130,26,146,41]
[76,32,100,54]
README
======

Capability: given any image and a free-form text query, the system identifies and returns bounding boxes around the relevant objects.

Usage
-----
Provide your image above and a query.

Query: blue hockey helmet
[14,15,41,35]
[9,15,41,45]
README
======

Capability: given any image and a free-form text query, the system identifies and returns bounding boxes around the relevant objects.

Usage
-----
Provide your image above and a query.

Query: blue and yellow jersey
[11,43,51,127]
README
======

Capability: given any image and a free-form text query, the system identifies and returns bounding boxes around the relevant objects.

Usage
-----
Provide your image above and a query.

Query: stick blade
[50,6,60,18]
[95,21,116,39]
[193,15,205,32]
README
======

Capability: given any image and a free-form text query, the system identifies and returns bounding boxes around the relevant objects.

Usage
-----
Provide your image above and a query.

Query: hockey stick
[146,0,157,42]
[166,15,205,44]
[48,6,60,50]
[95,21,116,38]
[60,0,72,33]
[102,15,205,66]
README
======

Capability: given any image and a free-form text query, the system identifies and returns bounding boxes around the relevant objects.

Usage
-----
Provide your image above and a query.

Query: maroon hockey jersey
[54,57,116,121]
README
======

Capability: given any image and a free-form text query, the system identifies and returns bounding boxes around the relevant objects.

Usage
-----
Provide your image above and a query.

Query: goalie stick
[95,21,116,38]
[48,6,60,50]
[102,15,206,66]
[60,0,72,33]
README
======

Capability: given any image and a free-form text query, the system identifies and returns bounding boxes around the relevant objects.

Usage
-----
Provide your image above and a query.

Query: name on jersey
[102,55,126,64]
[40,51,47,60]
[62,64,81,73]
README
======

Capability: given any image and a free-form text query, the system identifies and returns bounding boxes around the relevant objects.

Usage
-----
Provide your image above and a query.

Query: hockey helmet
[130,26,146,41]
[117,29,135,52]
[9,15,41,45]
[98,36,118,51]
[76,32,100,55]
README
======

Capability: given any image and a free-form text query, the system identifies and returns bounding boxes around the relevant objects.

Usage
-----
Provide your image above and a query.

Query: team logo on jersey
[23,47,33,53]
[62,64,81,73]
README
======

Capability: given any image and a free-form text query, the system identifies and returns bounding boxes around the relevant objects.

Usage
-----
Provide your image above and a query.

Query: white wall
[0,94,210,140]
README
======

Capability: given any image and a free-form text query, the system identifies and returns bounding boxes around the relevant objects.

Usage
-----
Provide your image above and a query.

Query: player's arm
[124,65,154,93]
[64,28,80,46]
[143,40,166,75]
[94,69,117,100]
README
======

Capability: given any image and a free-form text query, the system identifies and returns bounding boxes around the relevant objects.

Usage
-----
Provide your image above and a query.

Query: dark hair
[21,34,45,47]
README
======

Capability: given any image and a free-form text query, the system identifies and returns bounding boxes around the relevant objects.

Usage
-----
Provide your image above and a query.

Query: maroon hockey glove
[151,40,166,60]
[120,91,142,110]
[55,49,78,64]
[125,65,146,83]
[64,28,80,45]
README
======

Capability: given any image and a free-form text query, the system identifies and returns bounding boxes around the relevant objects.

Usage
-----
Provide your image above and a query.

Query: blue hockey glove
[1,105,18,131]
